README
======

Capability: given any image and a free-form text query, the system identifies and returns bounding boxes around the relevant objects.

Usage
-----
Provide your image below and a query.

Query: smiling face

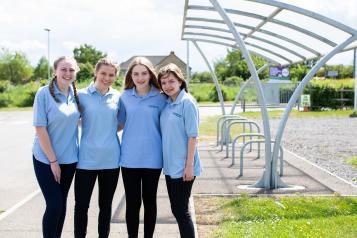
[160,73,182,101]
[131,64,151,92]
[54,59,77,87]
[94,65,116,91]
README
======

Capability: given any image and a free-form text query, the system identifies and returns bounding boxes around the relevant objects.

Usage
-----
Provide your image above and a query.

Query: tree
[33,56,53,81]
[290,63,309,81]
[73,44,106,81]
[73,44,106,65]
[214,49,268,81]
[76,62,94,82]
[0,48,33,84]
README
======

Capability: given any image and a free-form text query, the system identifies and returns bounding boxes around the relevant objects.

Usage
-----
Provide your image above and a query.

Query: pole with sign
[300,94,311,112]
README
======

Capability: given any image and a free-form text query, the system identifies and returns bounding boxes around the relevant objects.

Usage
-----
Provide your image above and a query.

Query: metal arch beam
[248,35,306,60]
[187,5,337,47]
[185,17,322,56]
[182,37,281,64]
[244,42,293,63]
[191,40,226,115]
[271,35,357,188]
[245,0,357,36]
[188,5,266,20]
[184,31,235,42]
[209,0,278,189]
[244,8,282,39]
[184,31,307,60]
[181,0,189,39]
[257,29,322,56]
[230,63,272,115]
[185,24,231,34]
[270,19,336,46]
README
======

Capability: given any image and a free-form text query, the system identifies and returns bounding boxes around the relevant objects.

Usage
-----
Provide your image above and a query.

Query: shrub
[209,86,227,102]
[0,80,10,93]
[9,82,40,107]
[0,93,11,107]
[223,76,244,86]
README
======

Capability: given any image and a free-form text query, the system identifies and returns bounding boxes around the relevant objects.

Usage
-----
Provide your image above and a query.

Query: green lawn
[205,195,357,238]
[0,106,32,112]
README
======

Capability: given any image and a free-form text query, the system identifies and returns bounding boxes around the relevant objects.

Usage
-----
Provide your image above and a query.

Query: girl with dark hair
[158,63,201,238]
[74,58,121,238]
[32,56,81,238]
[118,57,167,238]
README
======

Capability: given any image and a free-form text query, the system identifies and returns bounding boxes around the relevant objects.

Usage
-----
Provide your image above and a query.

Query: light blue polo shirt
[118,86,167,169]
[160,89,201,178]
[77,84,121,170]
[32,84,80,165]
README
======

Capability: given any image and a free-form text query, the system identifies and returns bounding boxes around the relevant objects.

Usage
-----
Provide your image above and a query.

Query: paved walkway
[1,142,357,237]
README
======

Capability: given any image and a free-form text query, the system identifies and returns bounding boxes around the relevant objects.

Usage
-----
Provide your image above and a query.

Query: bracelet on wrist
[50,160,57,164]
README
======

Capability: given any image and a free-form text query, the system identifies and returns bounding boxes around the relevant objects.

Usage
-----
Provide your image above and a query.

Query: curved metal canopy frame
[181,0,357,189]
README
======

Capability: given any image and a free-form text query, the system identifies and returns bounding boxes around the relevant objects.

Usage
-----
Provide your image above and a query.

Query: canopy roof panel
[181,0,357,65]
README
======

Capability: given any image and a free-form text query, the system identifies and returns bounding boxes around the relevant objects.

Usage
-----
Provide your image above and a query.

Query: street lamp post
[44,28,51,82]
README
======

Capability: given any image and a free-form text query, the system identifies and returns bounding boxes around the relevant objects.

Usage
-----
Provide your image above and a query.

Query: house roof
[119,51,189,70]
[120,55,166,69]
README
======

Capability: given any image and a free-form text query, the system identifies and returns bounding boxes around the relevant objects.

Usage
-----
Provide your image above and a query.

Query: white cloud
[62,41,80,51]
[0,40,46,51]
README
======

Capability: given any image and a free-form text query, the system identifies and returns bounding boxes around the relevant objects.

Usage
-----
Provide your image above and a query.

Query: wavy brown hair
[158,63,188,94]
[124,57,160,90]
[49,56,82,112]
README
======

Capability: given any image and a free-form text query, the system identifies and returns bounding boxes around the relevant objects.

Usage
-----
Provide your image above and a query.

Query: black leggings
[166,176,195,238]
[121,167,162,238]
[33,156,76,238]
[74,168,120,238]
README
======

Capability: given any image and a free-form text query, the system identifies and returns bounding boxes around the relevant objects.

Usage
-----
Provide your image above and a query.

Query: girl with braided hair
[74,58,121,238]
[32,56,81,238]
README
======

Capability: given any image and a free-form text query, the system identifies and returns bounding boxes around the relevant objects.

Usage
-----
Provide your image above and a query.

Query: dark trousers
[121,167,162,238]
[33,156,76,238]
[165,176,195,238]
[74,168,120,238]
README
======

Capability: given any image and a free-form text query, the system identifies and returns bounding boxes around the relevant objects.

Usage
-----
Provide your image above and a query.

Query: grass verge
[195,195,357,238]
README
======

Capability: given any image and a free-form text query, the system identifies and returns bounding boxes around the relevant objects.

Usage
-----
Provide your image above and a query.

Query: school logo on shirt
[148,105,159,109]
[172,112,182,118]
[106,98,118,109]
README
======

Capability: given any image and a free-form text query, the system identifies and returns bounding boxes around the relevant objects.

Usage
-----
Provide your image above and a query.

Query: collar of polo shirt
[88,83,115,96]
[132,84,160,98]
[168,89,186,105]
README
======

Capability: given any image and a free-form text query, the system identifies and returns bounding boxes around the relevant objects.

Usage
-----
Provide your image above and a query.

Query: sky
[0,0,356,73]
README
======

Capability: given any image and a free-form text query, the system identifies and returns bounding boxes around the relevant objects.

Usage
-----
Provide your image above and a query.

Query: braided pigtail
[72,81,82,112]
[49,77,60,102]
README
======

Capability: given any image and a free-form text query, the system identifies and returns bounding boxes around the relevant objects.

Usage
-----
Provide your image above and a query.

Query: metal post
[192,40,226,115]
[353,49,357,112]
[186,40,190,83]
[44,28,51,82]
[230,63,271,114]
[272,36,357,187]
[210,0,274,189]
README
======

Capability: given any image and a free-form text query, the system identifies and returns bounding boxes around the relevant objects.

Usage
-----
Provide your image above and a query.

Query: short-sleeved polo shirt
[77,84,121,170]
[160,89,201,178]
[118,86,167,169]
[32,84,80,165]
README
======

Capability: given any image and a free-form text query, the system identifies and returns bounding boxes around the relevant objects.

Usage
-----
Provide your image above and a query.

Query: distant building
[120,51,190,78]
